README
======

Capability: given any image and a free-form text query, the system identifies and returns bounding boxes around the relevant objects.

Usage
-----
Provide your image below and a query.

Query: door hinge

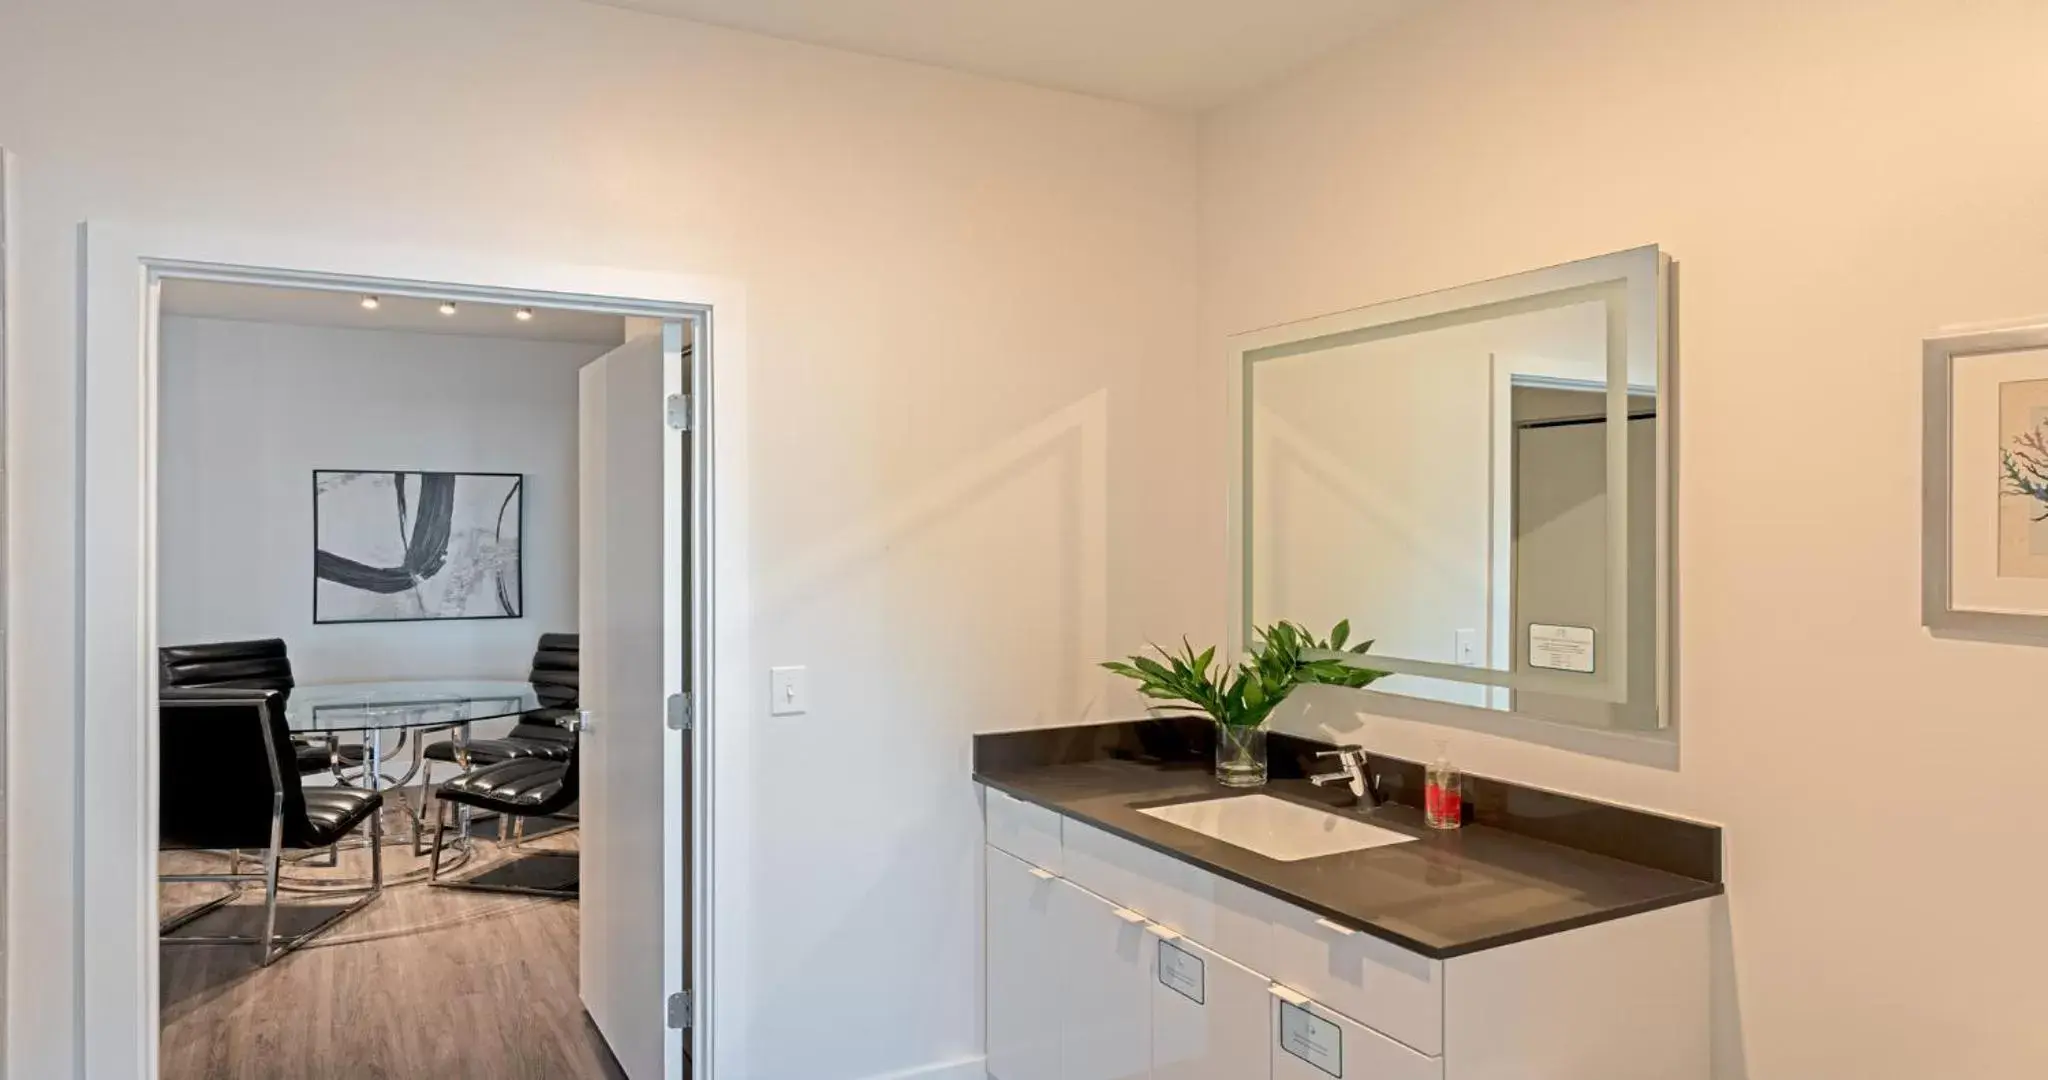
[667,990,693,1030]
[665,393,692,431]
[666,691,692,731]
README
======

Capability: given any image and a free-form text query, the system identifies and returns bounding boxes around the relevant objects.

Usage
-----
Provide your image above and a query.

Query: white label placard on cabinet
[1278,1001,1343,1077]
[1156,939,1205,1004]
[1528,623,1595,673]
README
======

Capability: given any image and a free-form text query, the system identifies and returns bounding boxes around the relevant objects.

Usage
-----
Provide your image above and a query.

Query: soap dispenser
[1424,742,1463,830]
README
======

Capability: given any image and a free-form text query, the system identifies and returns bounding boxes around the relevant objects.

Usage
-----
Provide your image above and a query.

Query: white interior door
[580,322,688,1079]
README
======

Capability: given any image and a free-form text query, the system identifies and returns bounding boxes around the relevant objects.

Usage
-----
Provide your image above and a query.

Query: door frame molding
[70,220,748,1080]
[0,146,14,1080]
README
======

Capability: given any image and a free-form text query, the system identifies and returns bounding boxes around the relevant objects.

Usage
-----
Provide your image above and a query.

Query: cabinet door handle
[1112,907,1149,925]
[1313,916,1358,936]
[1268,983,1312,1006]
[1026,866,1057,881]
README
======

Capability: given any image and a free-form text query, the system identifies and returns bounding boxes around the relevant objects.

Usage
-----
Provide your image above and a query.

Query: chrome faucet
[1309,745,1380,807]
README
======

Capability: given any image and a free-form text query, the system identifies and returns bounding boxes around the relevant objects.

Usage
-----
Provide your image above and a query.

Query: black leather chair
[428,728,579,898]
[158,638,364,776]
[158,687,385,966]
[423,633,580,768]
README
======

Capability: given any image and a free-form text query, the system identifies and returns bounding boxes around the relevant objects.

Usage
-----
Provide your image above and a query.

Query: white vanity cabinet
[983,783,1711,1080]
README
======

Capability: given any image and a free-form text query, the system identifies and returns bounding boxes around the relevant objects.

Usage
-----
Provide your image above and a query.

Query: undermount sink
[1137,794,1417,862]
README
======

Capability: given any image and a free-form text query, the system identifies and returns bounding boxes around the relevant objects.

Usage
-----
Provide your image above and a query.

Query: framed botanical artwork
[313,469,524,624]
[1923,319,2048,637]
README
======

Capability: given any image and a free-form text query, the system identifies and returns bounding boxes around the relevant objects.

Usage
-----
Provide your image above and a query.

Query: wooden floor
[160,813,635,1080]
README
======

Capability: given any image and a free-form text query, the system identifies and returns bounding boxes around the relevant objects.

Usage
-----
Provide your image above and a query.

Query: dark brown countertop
[976,750,1723,959]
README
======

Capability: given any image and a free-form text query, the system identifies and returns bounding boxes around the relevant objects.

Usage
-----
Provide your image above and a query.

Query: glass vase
[1214,724,1268,788]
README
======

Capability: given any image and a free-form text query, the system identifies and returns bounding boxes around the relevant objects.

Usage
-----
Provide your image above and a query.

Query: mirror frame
[1225,245,1678,763]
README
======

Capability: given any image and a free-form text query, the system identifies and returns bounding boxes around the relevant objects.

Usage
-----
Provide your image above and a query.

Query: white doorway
[75,223,744,1080]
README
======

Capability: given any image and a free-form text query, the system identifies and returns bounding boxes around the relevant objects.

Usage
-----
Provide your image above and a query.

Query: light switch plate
[769,666,809,716]
[1454,628,1480,666]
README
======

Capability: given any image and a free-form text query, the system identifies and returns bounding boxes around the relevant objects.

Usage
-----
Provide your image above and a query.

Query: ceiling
[583,0,1418,110]
[160,279,628,346]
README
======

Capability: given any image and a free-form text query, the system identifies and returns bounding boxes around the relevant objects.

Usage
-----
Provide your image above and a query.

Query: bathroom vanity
[975,721,1722,1080]
[976,245,1712,1078]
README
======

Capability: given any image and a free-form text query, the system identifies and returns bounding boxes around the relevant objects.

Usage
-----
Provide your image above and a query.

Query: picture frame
[312,469,525,624]
[1922,318,2048,638]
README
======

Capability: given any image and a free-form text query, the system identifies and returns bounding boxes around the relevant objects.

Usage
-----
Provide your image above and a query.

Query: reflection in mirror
[1505,382,1658,727]
[1238,247,1669,735]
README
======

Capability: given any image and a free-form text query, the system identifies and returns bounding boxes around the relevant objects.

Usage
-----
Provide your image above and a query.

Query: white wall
[158,315,597,683]
[0,1,1200,1077]
[1201,1,2048,1077]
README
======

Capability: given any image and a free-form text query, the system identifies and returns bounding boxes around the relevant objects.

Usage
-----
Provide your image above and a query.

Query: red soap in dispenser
[1424,741,1463,830]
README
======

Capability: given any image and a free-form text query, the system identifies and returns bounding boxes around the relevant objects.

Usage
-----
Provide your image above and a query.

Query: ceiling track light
[438,301,458,316]
[359,295,381,310]
[514,307,535,322]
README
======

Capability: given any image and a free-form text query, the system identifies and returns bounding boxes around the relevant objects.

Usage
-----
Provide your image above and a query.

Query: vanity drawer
[985,786,1064,873]
[1064,817,1277,974]
[1145,849,1277,971]
[1270,986,1442,1080]
[1266,903,1443,1056]
[1061,817,1172,917]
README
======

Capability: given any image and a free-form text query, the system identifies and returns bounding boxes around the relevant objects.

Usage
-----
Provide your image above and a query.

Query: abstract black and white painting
[313,470,523,623]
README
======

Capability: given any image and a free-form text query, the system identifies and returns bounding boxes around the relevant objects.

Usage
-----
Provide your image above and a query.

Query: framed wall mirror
[1227,246,1674,751]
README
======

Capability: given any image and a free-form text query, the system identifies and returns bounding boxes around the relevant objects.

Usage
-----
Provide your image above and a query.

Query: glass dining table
[286,679,540,868]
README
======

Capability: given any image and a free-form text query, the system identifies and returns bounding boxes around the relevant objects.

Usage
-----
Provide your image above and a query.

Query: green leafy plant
[1100,619,1390,730]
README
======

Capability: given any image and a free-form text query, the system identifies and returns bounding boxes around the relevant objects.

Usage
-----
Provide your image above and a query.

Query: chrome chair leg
[367,801,384,895]
[413,756,437,856]
[428,802,447,885]
[452,721,479,845]
[258,849,281,965]
[254,804,286,964]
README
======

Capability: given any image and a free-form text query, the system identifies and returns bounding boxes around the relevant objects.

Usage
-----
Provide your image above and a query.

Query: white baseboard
[861,1054,986,1080]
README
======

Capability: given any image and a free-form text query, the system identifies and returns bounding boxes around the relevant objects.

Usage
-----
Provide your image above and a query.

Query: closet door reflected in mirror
[1229,246,1672,736]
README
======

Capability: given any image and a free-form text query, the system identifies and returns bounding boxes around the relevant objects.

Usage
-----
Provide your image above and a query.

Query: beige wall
[1200,1,2048,1076]
[0,1,1199,1076]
